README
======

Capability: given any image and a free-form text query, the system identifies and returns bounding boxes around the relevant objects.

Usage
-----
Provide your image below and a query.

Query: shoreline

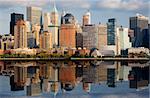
[0,57,149,61]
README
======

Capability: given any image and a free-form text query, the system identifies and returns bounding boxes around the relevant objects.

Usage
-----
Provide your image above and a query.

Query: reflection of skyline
[0,61,149,96]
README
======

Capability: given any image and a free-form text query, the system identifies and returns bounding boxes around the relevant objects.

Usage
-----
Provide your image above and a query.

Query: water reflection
[0,60,149,97]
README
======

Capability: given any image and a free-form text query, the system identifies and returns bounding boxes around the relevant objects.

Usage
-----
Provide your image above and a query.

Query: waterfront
[0,60,149,98]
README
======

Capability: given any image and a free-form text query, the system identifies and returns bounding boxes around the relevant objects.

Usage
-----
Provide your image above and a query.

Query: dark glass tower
[129,14,149,47]
[107,18,116,45]
[10,13,24,36]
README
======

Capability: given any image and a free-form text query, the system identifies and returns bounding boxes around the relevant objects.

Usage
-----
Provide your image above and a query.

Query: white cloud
[0,0,49,8]
[0,0,148,11]
[96,0,149,11]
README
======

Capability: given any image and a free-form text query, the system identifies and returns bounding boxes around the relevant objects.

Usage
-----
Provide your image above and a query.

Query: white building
[49,1,59,48]
[100,45,116,55]
[117,26,131,51]
[43,13,51,32]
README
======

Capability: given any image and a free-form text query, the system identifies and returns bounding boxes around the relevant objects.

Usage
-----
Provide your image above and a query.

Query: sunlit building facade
[14,20,28,49]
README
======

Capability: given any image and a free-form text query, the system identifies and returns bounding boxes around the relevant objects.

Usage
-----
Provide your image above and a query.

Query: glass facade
[107,18,116,45]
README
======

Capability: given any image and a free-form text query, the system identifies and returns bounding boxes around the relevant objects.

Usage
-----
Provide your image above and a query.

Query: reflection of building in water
[50,82,59,96]
[107,68,116,87]
[10,66,27,91]
[27,82,41,96]
[96,65,107,82]
[59,62,76,91]
[39,64,52,79]
[10,75,24,91]
[42,79,50,93]
[26,66,41,96]
[128,66,149,89]
[83,66,97,83]
[83,82,91,93]
[49,65,58,82]
[75,64,83,78]
[118,66,131,81]
[128,61,149,67]
[83,61,114,83]
[0,61,4,74]
[40,63,59,93]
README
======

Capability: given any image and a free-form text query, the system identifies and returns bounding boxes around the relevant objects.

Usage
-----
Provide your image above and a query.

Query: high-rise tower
[129,14,149,47]
[49,0,59,47]
[27,6,42,26]
[14,20,28,49]
[10,13,24,36]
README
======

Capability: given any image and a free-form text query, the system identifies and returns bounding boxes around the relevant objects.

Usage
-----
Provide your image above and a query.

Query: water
[0,61,149,98]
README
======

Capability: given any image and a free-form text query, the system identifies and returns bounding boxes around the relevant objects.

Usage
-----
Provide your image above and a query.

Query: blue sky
[0,0,149,34]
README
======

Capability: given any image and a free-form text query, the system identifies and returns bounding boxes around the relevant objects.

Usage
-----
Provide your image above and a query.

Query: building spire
[52,0,58,13]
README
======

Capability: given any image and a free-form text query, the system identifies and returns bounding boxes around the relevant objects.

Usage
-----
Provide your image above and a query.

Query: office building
[129,14,149,47]
[82,10,91,26]
[82,25,98,49]
[107,18,117,45]
[117,26,132,54]
[97,24,107,50]
[27,32,36,48]
[40,31,52,49]
[14,20,28,49]
[10,13,24,36]
[43,13,51,32]
[49,1,59,47]
[32,24,41,46]
[76,32,83,48]
[142,26,150,48]
[27,6,42,26]
[59,13,76,48]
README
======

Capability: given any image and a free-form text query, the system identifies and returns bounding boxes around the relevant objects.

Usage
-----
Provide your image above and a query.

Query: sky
[0,0,149,34]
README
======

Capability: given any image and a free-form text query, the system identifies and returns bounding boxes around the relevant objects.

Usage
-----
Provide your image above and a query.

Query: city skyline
[0,0,149,34]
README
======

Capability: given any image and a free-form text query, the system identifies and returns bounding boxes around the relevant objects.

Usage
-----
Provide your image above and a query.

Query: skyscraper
[49,0,59,47]
[59,13,76,48]
[10,13,24,36]
[82,10,91,26]
[32,24,41,46]
[117,26,132,55]
[27,6,42,26]
[107,18,117,45]
[14,20,28,49]
[43,13,51,32]
[129,14,149,47]
[97,24,107,49]
[40,31,52,49]
[82,25,98,49]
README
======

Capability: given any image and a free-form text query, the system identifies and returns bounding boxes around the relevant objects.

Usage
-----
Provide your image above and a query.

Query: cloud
[0,0,49,8]
[96,0,149,11]
[0,0,148,11]
[57,0,91,9]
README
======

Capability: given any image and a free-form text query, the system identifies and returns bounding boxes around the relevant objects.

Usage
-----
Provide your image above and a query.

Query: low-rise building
[128,47,150,57]
[0,34,14,50]
[11,48,37,55]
